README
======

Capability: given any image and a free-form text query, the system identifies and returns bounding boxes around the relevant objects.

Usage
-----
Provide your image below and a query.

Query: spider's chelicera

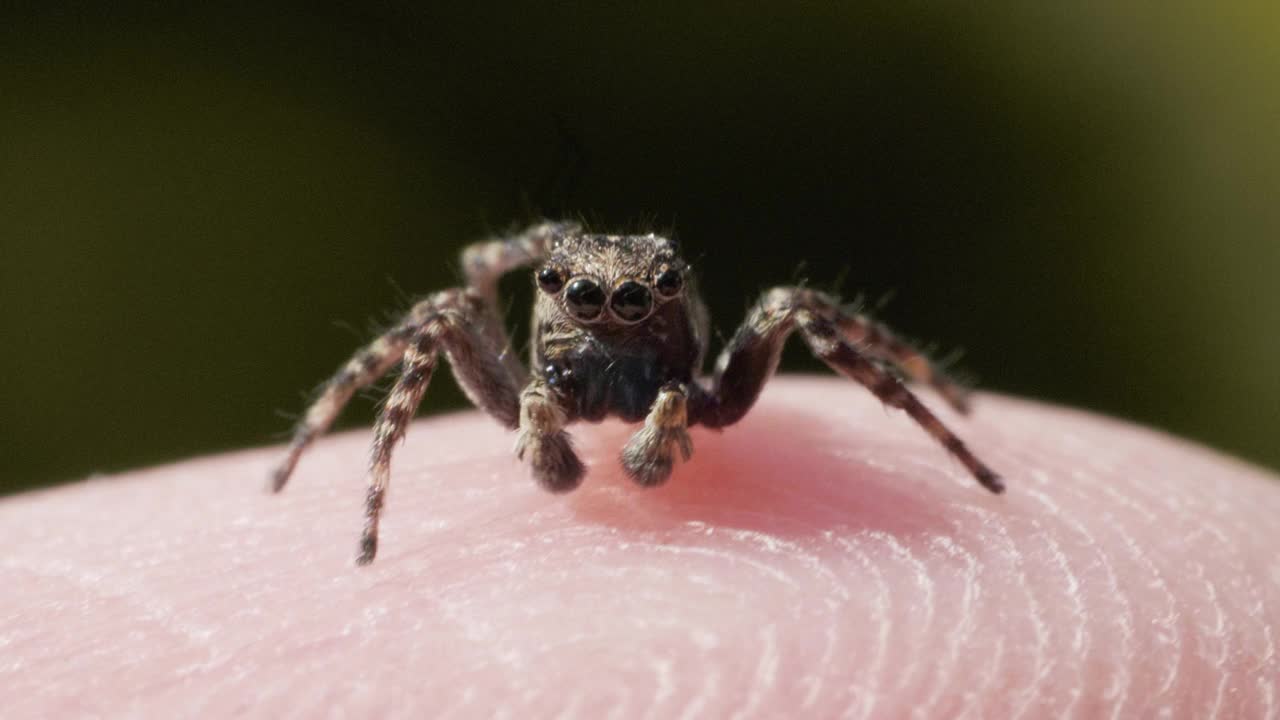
[271,222,1004,565]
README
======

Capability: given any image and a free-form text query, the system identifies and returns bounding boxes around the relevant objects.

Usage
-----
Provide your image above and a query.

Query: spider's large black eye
[654,267,683,297]
[537,266,564,294]
[564,278,606,320]
[609,281,653,322]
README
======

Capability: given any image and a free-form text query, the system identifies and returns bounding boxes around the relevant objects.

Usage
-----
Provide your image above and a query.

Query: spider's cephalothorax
[271,222,1003,565]
[532,232,706,424]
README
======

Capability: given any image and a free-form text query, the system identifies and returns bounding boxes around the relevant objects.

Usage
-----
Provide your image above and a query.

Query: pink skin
[3,378,1279,718]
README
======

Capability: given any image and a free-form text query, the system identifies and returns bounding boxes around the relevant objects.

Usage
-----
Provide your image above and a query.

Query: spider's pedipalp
[621,382,694,487]
[514,383,585,492]
[693,286,1002,493]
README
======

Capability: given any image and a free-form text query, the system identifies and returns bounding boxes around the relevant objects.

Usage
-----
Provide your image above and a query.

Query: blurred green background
[3,3,1278,495]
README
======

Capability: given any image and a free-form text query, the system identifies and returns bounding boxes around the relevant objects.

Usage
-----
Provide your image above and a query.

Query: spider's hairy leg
[459,220,581,382]
[692,288,797,430]
[695,287,1003,494]
[797,313,1004,493]
[272,276,529,494]
[358,290,525,565]
[621,382,694,487]
[514,384,585,493]
[270,324,415,493]
[359,330,437,566]
[460,220,581,305]
[833,310,972,414]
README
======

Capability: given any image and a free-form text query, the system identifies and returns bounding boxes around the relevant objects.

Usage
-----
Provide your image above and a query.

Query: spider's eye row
[610,281,653,323]
[536,266,565,294]
[654,266,683,297]
[564,278,606,320]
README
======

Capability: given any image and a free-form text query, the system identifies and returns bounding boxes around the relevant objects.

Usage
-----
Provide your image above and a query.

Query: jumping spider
[271,221,1003,564]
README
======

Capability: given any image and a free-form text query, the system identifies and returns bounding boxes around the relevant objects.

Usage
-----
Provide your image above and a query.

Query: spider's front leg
[621,382,694,487]
[694,287,1004,494]
[833,309,973,413]
[358,289,524,565]
[272,222,570,493]
[461,220,581,308]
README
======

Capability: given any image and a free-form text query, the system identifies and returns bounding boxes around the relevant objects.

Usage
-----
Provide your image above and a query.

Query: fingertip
[9,379,1279,717]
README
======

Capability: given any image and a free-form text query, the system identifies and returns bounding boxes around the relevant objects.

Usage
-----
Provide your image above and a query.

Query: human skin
[2,378,1278,718]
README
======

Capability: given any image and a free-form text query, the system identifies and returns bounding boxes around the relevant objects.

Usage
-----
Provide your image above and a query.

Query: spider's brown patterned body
[271,222,1003,565]
[532,232,706,423]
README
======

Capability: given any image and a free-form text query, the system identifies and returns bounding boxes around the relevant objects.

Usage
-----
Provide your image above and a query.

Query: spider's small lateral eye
[564,278,606,320]
[654,266,683,297]
[537,266,565,294]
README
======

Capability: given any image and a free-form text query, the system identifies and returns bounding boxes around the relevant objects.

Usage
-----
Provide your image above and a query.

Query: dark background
[4,3,1278,495]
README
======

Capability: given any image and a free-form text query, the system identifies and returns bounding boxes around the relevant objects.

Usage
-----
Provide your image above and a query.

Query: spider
[270,221,1004,564]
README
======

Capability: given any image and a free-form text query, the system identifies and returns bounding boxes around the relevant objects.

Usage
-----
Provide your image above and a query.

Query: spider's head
[534,233,688,328]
